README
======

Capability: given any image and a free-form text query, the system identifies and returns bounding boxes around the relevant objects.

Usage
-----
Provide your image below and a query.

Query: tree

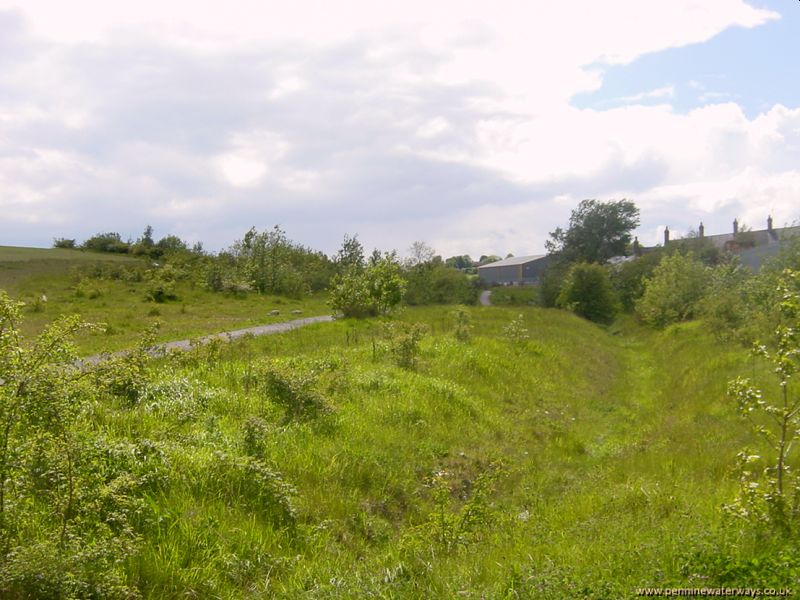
[329,254,405,318]
[635,252,708,327]
[556,262,619,324]
[335,234,365,274]
[445,255,473,270]
[406,241,435,268]
[141,225,155,248]
[546,199,640,263]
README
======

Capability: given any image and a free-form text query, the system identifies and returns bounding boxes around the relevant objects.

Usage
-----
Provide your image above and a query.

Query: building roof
[674,224,800,250]
[476,254,547,269]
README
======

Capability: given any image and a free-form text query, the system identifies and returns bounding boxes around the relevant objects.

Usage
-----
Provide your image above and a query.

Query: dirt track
[80,314,334,365]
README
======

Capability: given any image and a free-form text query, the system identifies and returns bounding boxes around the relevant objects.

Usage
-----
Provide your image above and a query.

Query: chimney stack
[768,215,773,232]
[699,222,704,238]
[664,226,670,245]
[733,218,739,235]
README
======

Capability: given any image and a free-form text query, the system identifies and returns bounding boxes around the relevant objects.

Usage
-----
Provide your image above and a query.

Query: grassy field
[0,246,138,262]
[5,301,790,597]
[0,246,329,355]
[2,249,797,597]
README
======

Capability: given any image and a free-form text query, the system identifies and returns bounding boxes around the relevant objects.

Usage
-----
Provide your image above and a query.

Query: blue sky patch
[572,1,799,118]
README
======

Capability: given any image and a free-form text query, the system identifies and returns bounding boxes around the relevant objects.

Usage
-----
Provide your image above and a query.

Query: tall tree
[336,234,365,273]
[545,199,640,263]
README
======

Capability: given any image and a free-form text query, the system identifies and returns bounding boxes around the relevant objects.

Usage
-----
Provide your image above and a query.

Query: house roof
[476,254,547,269]
[676,224,800,250]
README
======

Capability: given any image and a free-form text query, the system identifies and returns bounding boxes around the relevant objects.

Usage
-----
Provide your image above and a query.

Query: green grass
[488,285,540,306]
[3,259,797,596]
[0,246,329,355]
[41,305,791,597]
[0,245,137,262]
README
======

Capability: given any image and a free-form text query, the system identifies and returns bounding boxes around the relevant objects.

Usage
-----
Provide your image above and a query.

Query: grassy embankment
[0,246,328,355]
[77,305,792,597]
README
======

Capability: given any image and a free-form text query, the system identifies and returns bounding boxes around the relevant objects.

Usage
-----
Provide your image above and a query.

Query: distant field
[0,245,136,262]
[0,245,329,355]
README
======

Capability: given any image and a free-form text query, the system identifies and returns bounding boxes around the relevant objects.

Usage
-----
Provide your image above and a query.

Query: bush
[539,261,569,308]
[329,256,406,318]
[451,308,473,342]
[698,261,753,341]
[381,322,428,369]
[257,360,331,420]
[82,232,130,254]
[52,237,76,249]
[556,262,619,324]
[636,252,708,327]
[610,250,665,312]
[404,262,477,305]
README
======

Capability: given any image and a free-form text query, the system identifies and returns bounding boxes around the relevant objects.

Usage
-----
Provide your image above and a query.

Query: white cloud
[0,0,793,256]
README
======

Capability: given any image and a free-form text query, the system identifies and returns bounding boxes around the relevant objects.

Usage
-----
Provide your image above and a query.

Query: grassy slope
[0,246,329,355]
[80,305,781,598]
[487,285,540,306]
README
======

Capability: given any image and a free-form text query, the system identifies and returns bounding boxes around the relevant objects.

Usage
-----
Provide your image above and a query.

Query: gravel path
[81,314,334,365]
[479,290,492,306]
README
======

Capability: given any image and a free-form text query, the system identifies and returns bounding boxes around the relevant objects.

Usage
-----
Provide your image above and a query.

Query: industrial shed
[477,254,552,285]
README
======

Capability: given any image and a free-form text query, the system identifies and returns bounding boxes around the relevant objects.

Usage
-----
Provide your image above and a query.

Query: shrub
[539,261,570,307]
[404,262,477,305]
[698,261,753,341]
[556,262,619,324]
[52,237,76,249]
[75,278,102,299]
[82,232,130,254]
[502,314,529,344]
[381,322,428,369]
[451,307,473,342]
[725,270,800,532]
[329,255,406,318]
[0,293,140,598]
[610,250,665,312]
[257,360,331,420]
[636,252,708,327]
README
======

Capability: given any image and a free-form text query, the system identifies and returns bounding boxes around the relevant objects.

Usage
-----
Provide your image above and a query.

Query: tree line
[53,226,481,310]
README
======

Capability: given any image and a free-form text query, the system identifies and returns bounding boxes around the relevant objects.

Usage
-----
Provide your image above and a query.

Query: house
[664,216,800,271]
[477,254,552,285]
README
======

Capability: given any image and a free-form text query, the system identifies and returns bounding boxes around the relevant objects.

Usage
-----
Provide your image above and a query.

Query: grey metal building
[477,254,552,285]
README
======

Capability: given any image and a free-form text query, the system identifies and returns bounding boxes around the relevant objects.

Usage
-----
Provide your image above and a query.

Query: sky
[0,0,798,259]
